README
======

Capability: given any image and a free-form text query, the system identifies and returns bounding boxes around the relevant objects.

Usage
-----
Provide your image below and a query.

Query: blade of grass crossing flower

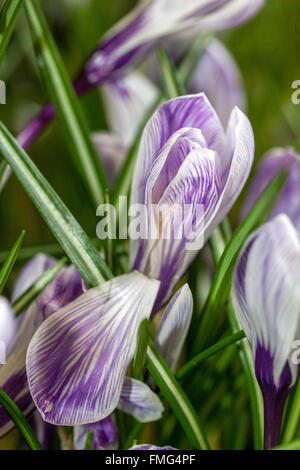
[176,330,245,381]
[24,0,107,206]
[282,377,300,443]
[132,319,152,380]
[178,34,212,86]
[13,257,67,316]
[0,0,25,69]
[196,172,286,351]
[0,390,42,450]
[157,45,185,99]
[0,122,112,287]
[146,342,210,450]
[0,230,25,294]
[227,298,264,450]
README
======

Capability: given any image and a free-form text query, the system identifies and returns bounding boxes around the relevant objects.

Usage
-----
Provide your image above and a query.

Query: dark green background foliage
[0,0,299,252]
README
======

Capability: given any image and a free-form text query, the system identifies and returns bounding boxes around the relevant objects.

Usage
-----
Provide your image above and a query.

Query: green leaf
[176,330,245,381]
[0,229,25,294]
[196,172,286,351]
[0,389,42,450]
[24,0,107,207]
[272,439,300,450]
[282,377,300,443]
[0,122,112,287]
[132,319,152,380]
[157,45,185,99]
[178,34,212,86]
[0,0,25,69]
[146,342,210,450]
[13,257,67,316]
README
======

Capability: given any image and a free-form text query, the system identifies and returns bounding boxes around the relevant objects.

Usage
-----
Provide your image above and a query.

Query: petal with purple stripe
[27,272,160,425]
[118,377,164,423]
[74,415,118,451]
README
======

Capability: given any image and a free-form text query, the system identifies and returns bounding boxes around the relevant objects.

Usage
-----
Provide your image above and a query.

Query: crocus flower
[232,215,300,449]
[0,254,83,437]
[79,0,265,89]
[93,71,158,185]
[26,272,160,425]
[242,148,300,230]
[130,93,254,310]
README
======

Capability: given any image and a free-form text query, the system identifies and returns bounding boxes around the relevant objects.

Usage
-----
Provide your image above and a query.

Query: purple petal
[242,148,300,230]
[130,94,226,211]
[0,297,17,354]
[26,272,160,426]
[188,38,246,126]
[130,444,176,450]
[155,285,193,372]
[0,265,82,437]
[11,254,56,303]
[74,415,118,451]
[118,377,164,422]
[232,215,300,389]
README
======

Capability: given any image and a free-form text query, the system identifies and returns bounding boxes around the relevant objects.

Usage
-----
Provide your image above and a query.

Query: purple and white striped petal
[74,415,118,451]
[0,297,17,355]
[0,263,82,437]
[242,148,300,230]
[130,444,176,450]
[188,38,246,126]
[101,71,158,148]
[118,377,164,423]
[232,215,300,448]
[80,0,265,87]
[155,285,193,372]
[26,272,160,426]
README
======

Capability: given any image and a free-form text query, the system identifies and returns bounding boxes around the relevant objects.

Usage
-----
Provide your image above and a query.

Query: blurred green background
[0,0,299,253]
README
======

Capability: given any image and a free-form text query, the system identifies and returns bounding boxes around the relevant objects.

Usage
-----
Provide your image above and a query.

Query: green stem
[282,377,300,443]
[146,342,210,450]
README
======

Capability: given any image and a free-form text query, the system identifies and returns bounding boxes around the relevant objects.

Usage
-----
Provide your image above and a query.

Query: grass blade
[146,342,210,450]
[13,257,67,315]
[0,230,25,294]
[0,390,42,450]
[176,330,245,381]
[0,0,24,69]
[24,0,107,206]
[0,122,112,287]
[157,45,185,99]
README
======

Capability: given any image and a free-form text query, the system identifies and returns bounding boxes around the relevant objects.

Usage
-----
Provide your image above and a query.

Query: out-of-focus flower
[188,38,246,126]
[242,148,300,230]
[130,444,176,450]
[93,71,158,185]
[26,272,160,426]
[0,297,17,355]
[232,215,300,449]
[0,254,83,437]
[130,93,254,310]
[77,0,265,89]
[74,415,118,451]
